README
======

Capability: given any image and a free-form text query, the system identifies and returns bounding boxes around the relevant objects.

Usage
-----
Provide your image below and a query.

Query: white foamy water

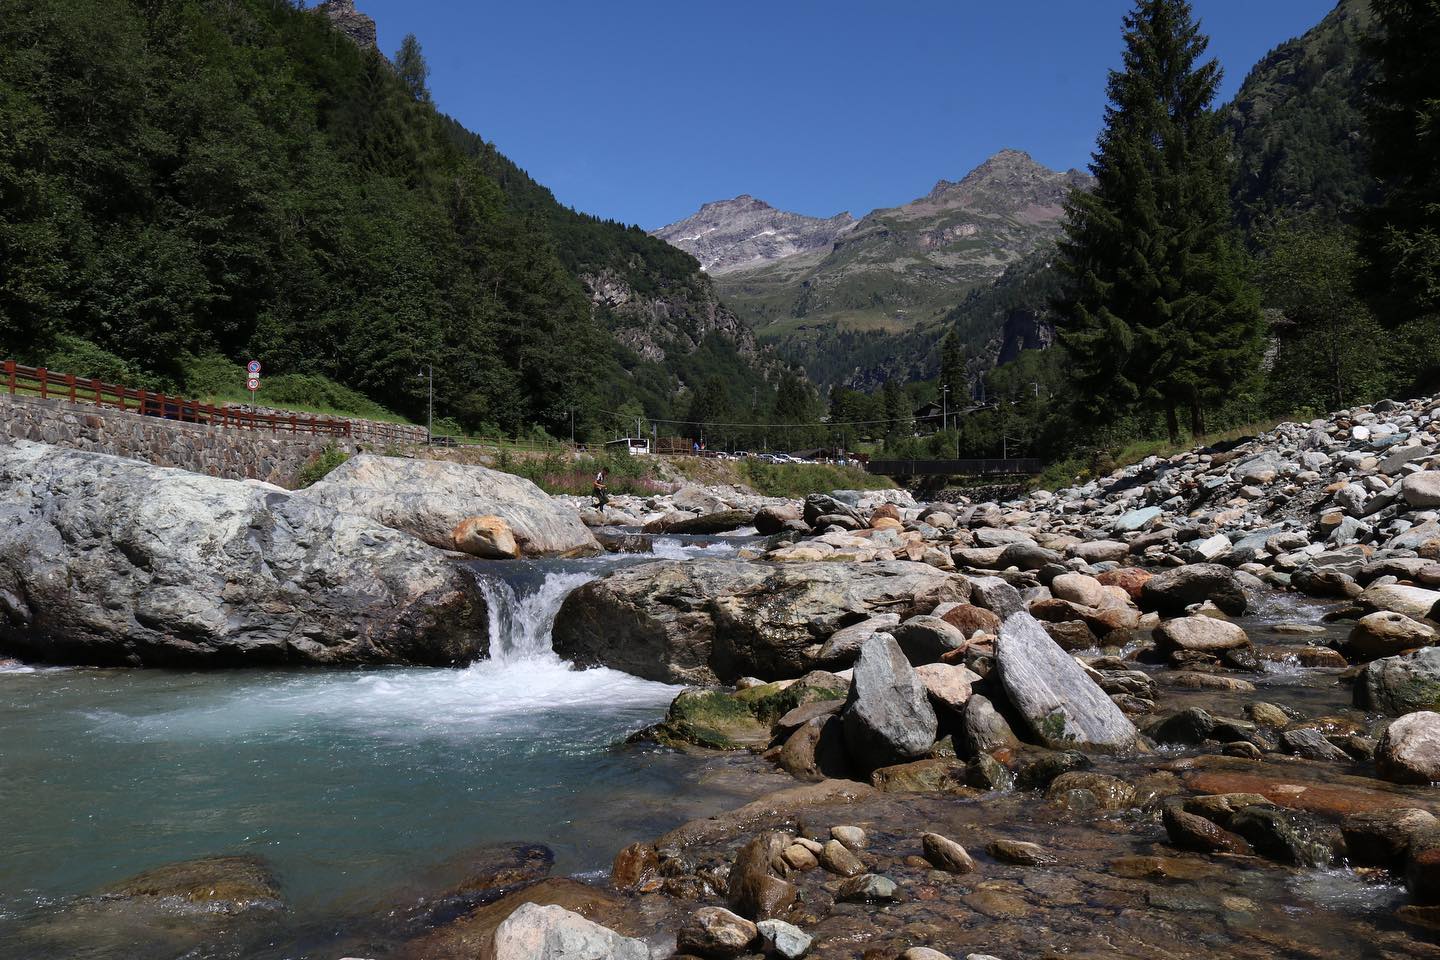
[649,537,740,560]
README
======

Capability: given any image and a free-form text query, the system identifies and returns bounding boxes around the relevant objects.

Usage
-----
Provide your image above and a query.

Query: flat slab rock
[990,582,1138,752]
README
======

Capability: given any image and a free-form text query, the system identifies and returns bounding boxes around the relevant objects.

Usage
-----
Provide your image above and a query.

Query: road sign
[247,377,260,392]
[246,360,261,375]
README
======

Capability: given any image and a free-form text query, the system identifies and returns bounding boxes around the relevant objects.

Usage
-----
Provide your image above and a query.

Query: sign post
[246,360,262,402]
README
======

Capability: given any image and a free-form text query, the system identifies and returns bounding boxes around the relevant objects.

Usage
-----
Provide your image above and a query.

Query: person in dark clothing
[592,467,608,509]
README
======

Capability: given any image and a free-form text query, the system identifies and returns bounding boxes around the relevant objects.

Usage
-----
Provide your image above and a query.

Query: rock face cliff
[651,197,858,275]
[584,269,768,367]
[315,0,377,50]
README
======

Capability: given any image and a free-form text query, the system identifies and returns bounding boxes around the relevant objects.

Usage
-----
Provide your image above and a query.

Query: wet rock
[871,758,967,793]
[987,839,1055,865]
[835,874,897,902]
[677,906,758,958]
[900,949,952,960]
[1407,826,1440,903]
[920,832,977,873]
[831,825,867,850]
[961,695,1021,755]
[102,855,281,911]
[1154,615,1250,653]
[492,902,648,960]
[1140,564,1249,616]
[992,584,1138,751]
[610,843,658,891]
[1357,647,1440,715]
[965,753,1014,791]
[1248,702,1296,727]
[1347,611,1439,660]
[841,633,938,772]
[1045,771,1136,812]
[892,616,969,665]
[778,715,851,782]
[729,832,798,921]
[1281,727,1353,763]
[755,504,803,535]
[1229,805,1340,867]
[1149,707,1218,745]
[756,919,812,959]
[1162,805,1252,855]
[1044,620,1099,651]
[818,839,865,877]
[1377,711,1440,784]
[1342,809,1438,867]
[1014,750,1092,790]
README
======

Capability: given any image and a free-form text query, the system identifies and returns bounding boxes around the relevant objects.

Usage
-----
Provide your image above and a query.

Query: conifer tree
[1056,0,1262,441]
[939,327,967,402]
[1363,0,1440,324]
[394,34,432,104]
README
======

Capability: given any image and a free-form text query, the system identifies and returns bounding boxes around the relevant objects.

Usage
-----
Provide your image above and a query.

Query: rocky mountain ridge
[651,196,858,275]
[654,149,1090,389]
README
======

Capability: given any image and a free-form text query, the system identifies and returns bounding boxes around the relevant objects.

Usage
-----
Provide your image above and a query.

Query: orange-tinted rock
[1097,567,1153,600]
[939,603,1002,638]
[611,842,659,891]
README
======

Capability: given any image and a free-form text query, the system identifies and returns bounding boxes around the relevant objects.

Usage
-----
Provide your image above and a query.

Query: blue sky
[352,0,1337,229]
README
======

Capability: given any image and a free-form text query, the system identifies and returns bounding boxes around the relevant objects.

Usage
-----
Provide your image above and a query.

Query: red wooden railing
[2,360,368,438]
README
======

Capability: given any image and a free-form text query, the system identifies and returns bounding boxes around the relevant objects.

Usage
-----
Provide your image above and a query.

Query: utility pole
[941,383,949,434]
[417,365,432,444]
[569,408,575,446]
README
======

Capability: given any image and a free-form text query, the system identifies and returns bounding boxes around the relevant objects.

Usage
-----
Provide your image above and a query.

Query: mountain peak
[653,199,857,274]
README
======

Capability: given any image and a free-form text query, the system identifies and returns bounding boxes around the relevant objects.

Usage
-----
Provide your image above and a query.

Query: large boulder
[1347,612,1439,661]
[990,582,1138,752]
[1358,647,1440,716]
[491,902,649,960]
[303,454,599,558]
[1359,584,1440,620]
[1154,616,1251,654]
[1378,712,1440,784]
[1140,564,1248,616]
[841,633,938,772]
[553,560,968,684]
[1403,472,1440,509]
[0,441,485,667]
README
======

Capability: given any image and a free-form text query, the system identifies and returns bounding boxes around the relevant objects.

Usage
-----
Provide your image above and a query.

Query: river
[0,535,776,959]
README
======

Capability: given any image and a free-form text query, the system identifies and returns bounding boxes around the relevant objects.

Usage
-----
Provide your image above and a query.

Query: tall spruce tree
[1056,0,1262,441]
[938,327,967,403]
[1363,0,1440,324]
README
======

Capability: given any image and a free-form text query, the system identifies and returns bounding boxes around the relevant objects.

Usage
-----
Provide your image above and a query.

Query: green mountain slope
[1224,0,1375,227]
[0,0,777,438]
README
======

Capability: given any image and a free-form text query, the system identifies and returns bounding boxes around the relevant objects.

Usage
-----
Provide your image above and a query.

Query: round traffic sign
[247,360,261,374]
[247,378,260,391]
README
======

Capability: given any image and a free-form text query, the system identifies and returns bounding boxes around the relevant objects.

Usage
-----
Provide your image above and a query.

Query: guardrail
[4,360,355,437]
[866,458,1043,477]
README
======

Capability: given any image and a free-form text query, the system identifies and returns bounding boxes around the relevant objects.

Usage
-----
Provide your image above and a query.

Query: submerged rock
[0,441,486,667]
[1378,711,1440,784]
[304,454,600,557]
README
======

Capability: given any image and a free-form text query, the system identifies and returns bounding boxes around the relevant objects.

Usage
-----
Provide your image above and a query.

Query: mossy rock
[655,677,849,751]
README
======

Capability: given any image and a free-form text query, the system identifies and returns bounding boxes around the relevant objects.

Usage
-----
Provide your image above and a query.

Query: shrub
[295,444,350,488]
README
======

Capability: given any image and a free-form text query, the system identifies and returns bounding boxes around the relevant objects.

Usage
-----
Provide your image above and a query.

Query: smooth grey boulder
[1403,472,1440,509]
[492,902,649,960]
[0,441,485,667]
[303,454,600,558]
[553,560,967,684]
[961,694,1021,755]
[1357,647,1440,716]
[842,633,938,771]
[991,582,1138,752]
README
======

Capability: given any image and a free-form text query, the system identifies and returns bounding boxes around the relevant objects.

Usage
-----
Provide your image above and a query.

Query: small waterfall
[471,569,597,664]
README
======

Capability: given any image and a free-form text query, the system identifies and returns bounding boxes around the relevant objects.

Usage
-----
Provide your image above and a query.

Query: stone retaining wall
[0,394,355,487]
[222,402,428,446]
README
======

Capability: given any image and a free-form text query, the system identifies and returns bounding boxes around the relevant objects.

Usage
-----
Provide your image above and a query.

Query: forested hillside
[0,0,777,438]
